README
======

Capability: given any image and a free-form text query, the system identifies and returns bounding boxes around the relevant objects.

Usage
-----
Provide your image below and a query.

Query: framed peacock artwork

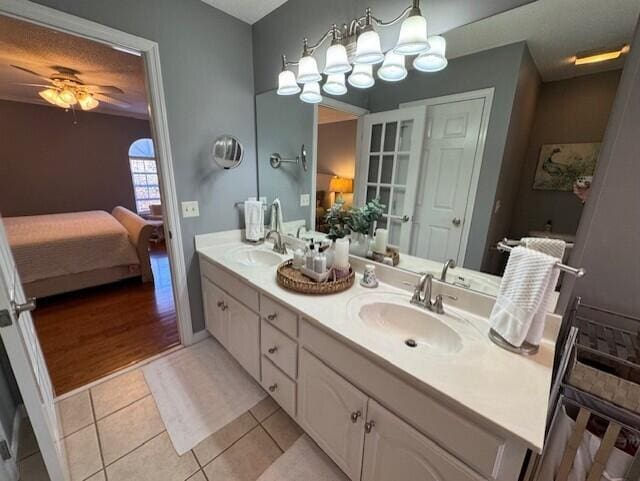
[533,142,600,191]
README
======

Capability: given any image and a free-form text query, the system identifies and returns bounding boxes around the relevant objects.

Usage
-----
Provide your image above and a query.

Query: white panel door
[0,218,69,481]
[411,98,485,263]
[362,400,483,481]
[355,106,426,252]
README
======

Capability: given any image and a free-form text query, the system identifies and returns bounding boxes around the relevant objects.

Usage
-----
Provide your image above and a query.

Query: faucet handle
[403,281,423,304]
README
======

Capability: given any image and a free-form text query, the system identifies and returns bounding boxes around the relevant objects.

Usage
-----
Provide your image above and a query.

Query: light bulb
[348,64,374,89]
[413,35,447,72]
[394,14,429,55]
[300,82,322,103]
[58,88,78,105]
[378,51,407,82]
[322,73,347,95]
[277,69,301,95]
[297,54,322,83]
[354,30,384,65]
[324,43,351,74]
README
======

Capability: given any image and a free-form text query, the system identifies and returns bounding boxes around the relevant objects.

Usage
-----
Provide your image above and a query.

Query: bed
[4,206,154,298]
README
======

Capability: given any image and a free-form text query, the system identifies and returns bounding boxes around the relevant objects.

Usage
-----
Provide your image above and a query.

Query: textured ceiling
[446,0,640,81]
[0,14,148,118]
[200,0,287,24]
[318,106,359,125]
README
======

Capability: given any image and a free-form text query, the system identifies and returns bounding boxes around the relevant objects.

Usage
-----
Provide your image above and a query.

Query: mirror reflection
[256,2,628,296]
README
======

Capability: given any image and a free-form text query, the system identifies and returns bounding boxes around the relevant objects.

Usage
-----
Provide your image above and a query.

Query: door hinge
[0,440,11,461]
[0,309,11,328]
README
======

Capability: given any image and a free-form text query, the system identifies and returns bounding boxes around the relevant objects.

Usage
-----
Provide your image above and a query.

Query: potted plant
[324,200,350,241]
[347,199,385,256]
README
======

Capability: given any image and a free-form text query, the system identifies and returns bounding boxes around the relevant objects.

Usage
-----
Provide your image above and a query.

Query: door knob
[401,215,410,223]
[452,217,461,226]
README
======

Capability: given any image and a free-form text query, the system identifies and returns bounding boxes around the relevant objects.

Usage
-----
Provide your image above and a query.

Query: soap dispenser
[305,242,315,270]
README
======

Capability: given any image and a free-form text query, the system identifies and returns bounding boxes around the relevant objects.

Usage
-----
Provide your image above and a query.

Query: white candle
[374,228,388,253]
[334,238,350,269]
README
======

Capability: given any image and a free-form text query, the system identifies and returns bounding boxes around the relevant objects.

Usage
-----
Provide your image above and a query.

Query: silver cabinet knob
[452,217,461,226]
[268,384,278,392]
[268,346,278,354]
[364,420,375,433]
[267,313,277,321]
[350,411,362,423]
[401,215,411,223]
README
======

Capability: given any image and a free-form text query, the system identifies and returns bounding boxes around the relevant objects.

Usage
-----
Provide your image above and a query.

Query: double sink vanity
[196,231,560,481]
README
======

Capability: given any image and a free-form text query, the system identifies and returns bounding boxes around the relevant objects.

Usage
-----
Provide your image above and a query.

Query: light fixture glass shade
[353,30,384,65]
[58,88,78,105]
[324,43,351,74]
[78,93,99,111]
[300,82,322,103]
[297,55,322,83]
[277,70,301,95]
[38,88,60,106]
[394,14,429,55]
[413,35,448,72]
[322,73,347,95]
[348,63,374,89]
[378,51,407,82]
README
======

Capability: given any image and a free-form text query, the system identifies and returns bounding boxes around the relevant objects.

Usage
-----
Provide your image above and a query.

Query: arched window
[128,138,160,215]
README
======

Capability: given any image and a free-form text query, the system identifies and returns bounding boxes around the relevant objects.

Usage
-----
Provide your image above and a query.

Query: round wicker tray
[276,260,355,295]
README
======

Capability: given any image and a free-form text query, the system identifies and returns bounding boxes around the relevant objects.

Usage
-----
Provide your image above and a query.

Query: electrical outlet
[181,201,199,218]
[300,194,310,207]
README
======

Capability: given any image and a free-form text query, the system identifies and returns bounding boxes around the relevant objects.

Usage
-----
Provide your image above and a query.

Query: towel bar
[497,238,586,277]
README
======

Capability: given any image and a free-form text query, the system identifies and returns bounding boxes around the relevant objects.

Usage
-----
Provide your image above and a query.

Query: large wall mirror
[256,1,633,297]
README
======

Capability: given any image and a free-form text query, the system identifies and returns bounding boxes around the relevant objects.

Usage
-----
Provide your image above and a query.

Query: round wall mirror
[212,135,244,169]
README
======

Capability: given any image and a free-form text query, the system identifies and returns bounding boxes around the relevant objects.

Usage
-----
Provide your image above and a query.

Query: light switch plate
[300,194,310,207]
[181,201,199,218]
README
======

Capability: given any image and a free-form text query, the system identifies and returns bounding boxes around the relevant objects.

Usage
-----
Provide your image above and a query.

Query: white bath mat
[142,338,266,455]
[257,434,349,481]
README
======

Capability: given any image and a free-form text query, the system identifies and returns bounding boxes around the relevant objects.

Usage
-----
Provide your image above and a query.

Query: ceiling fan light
[378,51,407,82]
[299,82,322,104]
[354,30,384,65]
[78,93,99,111]
[277,69,301,95]
[348,63,375,89]
[324,43,351,74]
[58,88,78,105]
[394,14,429,55]
[297,55,322,84]
[38,88,60,105]
[413,35,447,72]
[322,73,347,95]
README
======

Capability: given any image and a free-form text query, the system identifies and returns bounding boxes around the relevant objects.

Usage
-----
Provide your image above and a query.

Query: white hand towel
[522,237,566,259]
[489,246,559,347]
[269,198,284,232]
[244,200,264,241]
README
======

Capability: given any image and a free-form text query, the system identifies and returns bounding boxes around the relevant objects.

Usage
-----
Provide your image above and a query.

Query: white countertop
[196,233,555,452]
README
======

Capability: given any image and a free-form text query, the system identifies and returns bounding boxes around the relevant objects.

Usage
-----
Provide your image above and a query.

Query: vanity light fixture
[276,0,447,103]
[574,45,628,66]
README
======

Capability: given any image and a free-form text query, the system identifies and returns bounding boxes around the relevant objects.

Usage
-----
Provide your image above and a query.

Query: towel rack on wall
[234,200,267,209]
[497,238,586,278]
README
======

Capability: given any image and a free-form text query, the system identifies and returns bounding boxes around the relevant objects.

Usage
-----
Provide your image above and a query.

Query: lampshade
[324,43,351,74]
[413,35,447,72]
[38,88,60,106]
[297,54,322,83]
[58,88,78,105]
[322,73,347,96]
[348,63,375,89]
[394,14,429,55]
[78,92,99,111]
[329,176,353,194]
[353,30,384,65]
[300,82,322,103]
[277,69,301,95]
[378,51,407,82]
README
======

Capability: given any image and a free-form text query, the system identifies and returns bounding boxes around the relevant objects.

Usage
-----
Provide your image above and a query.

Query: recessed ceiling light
[574,45,628,65]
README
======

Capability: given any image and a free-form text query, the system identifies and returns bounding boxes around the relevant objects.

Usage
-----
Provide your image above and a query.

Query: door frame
[0,0,195,347]
[400,88,494,266]
[312,98,369,228]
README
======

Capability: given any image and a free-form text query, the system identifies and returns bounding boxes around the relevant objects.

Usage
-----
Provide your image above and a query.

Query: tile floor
[19,367,305,481]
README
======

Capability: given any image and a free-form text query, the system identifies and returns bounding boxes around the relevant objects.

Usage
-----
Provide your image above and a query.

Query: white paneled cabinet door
[202,277,227,347]
[298,350,368,481]
[226,295,260,381]
[0,218,69,481]
[362,400,484,481]
[355,106,426,252]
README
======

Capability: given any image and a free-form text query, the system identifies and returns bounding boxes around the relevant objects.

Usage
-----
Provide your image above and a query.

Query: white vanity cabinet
[201,276,227,345]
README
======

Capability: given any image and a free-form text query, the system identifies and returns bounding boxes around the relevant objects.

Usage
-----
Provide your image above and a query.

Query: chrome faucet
[296,225,306,239]
[407,273,456,314]
[440,259,456,282]
[265,230,287,255]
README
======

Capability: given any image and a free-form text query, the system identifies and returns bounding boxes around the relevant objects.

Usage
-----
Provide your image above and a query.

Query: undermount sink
[230,247,282,267]
[350,296,463,354]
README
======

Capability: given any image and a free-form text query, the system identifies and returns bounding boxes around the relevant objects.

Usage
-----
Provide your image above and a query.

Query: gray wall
[252,0,536,94]
[0,99,150,217]
[510,70,622,240]
[558,20,640,316]
[32,0,257,333]
[368,42,527,269]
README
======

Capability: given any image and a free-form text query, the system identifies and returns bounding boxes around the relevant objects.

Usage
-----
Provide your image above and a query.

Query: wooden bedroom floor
[33,243,180,395]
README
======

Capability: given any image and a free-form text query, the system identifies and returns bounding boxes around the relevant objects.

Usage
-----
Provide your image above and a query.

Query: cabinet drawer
[261,319,298,379]
[260,295,298,338]
[200,257,259,312]
[261,356,296,417]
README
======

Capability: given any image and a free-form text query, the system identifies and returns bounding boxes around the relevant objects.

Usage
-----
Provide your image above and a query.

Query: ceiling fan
[10,64,130,111]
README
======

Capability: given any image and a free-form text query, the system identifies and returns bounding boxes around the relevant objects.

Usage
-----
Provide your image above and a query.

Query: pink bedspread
[4,211,140,284]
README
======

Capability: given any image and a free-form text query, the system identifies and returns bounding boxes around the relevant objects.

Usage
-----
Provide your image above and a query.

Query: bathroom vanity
[196,232,559,481]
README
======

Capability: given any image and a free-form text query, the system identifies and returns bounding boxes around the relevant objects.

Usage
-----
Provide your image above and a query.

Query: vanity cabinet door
[362,400,484,481]
[299,349,368,481]
[202,277,227,346]
[226,295,261,381]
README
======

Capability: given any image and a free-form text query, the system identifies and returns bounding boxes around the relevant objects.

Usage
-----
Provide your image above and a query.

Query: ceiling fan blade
[85,85,125,95]
[10,64,52,81]
[94,93,130,108]
[15,82,53,88]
